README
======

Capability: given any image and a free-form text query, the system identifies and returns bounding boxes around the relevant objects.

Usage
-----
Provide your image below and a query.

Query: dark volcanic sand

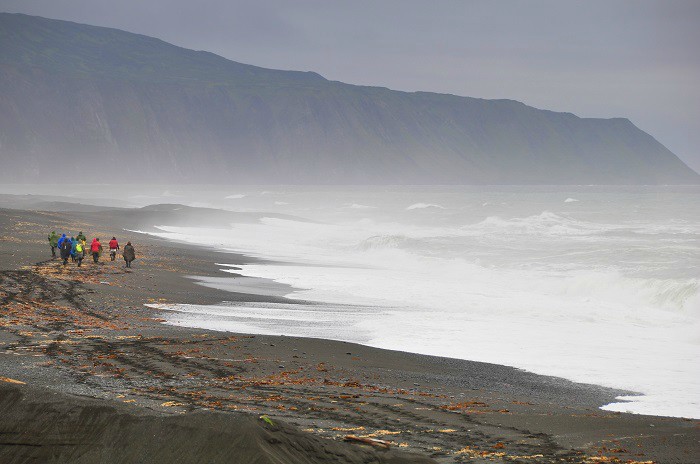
[0,205,698,463]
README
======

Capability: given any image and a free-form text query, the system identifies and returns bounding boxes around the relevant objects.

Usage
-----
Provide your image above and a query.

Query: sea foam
[406,202,445,210]
[143,186,700,419]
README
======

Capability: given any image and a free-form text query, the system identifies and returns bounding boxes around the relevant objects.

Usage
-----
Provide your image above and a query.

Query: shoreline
[1,202,698,463]
[133,225,641,414]
[152,298,637,410]
[139,225,695,422]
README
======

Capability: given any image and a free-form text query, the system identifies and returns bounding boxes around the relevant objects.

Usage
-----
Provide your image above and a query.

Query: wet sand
[0,203,698,463]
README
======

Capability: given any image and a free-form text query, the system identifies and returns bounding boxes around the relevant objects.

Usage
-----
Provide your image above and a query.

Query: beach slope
[0,204,697,463]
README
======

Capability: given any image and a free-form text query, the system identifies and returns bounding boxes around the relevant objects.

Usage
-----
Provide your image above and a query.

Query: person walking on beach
[108,237,120,261]
[57,233,67,251]
[78,235,87,256]
[70,236,78,262]
[75,240,84,267]
[48,231,59,257]
[60,236,72,266]
[122,241,136,268]
[91,238,103,263]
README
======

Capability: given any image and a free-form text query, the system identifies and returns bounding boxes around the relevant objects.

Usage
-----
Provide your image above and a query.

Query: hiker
[48,231,59,257]
[75,240,84,267]
[91,238,103,263]
[76,231,86,243]
[60,236,72,266]
[78,235,87,255]
[70,236,78,262]
[108,237,120,261]
[122,241,136,268]
[57,233,67,251]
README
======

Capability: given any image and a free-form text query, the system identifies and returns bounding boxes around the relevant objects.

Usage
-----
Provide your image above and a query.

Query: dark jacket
[60,239,72,259]
[122,245,136,262]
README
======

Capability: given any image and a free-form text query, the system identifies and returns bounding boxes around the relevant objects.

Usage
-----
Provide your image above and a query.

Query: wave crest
[356,234,411,250]
[406,203,445,210]
[467,211,600,236]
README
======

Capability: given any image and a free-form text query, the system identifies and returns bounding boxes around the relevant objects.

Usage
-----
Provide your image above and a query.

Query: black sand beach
[0,201,698,463]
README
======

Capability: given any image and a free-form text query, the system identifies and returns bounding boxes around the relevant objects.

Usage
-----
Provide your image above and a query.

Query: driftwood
[0,376,26,385]
[344,435,391,449]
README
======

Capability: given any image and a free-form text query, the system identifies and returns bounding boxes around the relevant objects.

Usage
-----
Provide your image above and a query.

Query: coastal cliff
[1,13,697,184]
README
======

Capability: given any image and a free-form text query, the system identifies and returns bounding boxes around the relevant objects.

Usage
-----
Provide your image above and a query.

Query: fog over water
[5,184,699,418]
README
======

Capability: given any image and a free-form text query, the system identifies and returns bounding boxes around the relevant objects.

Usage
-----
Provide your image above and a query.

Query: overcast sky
[2,0,699,172]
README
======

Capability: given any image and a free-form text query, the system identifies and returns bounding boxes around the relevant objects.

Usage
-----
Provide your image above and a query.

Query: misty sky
[2,0,698,172]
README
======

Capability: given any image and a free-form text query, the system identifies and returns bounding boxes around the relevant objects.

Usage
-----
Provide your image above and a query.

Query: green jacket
[48,231,59,247]
[76,232,86,242]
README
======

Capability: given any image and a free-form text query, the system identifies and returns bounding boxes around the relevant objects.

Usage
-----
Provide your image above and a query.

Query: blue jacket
[57,234,67,248]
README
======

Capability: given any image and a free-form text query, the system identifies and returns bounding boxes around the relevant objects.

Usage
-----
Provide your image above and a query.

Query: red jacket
[91,239,101,253]
[109,239,119,250]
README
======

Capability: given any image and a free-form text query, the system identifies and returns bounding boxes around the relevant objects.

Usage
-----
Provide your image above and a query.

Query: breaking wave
[140,185,700,419]
[357,234,411,250]
[406,202,446,210]
[462,211,699,237]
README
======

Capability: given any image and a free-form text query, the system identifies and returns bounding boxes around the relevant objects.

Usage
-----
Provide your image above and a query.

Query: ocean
[5,184,699,418]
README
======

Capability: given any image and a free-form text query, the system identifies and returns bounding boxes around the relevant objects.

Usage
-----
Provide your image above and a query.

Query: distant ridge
[1,13,697,184]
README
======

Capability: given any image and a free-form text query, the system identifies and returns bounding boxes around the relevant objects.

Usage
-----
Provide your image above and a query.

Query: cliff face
[1,13,697,184]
